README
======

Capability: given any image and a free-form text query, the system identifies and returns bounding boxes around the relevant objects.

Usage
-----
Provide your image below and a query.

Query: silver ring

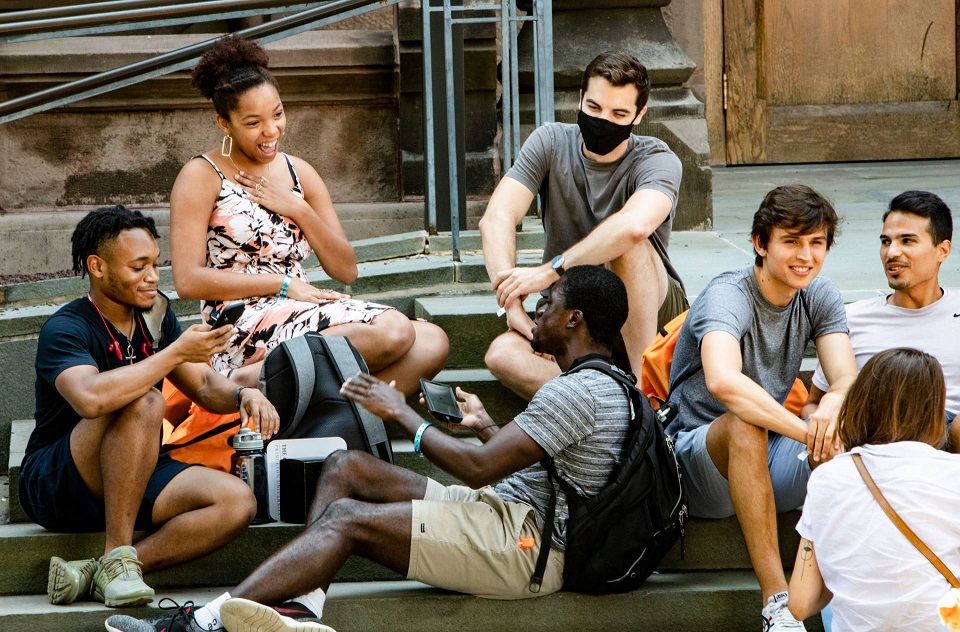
[255,183,263,193]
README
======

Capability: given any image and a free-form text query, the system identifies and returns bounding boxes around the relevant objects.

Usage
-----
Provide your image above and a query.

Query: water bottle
[231,428,272,524]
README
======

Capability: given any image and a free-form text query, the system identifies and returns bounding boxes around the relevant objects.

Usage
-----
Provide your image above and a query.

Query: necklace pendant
[125,341,136,365]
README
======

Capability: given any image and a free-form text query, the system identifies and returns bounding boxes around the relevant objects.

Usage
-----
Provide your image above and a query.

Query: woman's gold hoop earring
[221,135,233,157]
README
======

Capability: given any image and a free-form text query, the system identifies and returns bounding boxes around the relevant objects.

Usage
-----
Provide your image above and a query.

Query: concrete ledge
[414,294,540,369]
[0,572,825,632]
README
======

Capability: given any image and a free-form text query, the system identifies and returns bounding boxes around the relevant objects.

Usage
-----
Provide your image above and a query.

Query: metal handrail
[0,0,398,124]
[421,0,553,258]
[0,1,328,43]
[0,0,207,23]
[0,1,310,31]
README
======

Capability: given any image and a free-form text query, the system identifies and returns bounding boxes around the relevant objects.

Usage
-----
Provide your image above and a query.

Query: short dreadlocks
[71,205,160,277]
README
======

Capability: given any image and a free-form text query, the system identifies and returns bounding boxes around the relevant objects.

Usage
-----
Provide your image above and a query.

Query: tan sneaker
[47,556,98,605]
[91,546,154,608]
[220,598,336,632]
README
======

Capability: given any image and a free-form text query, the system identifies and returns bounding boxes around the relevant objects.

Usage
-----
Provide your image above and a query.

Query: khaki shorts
[407,479,564,599]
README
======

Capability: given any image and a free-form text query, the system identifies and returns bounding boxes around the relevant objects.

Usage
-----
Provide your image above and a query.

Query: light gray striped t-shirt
[494,366,631,551]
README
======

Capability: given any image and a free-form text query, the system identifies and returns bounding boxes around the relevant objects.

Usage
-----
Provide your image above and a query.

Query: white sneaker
[761,591,806,631]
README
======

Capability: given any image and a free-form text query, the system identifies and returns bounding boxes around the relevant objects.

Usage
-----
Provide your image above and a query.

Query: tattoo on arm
[800,538,814,579]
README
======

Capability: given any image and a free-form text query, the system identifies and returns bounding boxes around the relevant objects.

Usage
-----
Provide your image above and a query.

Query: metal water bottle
[231,428,272,524]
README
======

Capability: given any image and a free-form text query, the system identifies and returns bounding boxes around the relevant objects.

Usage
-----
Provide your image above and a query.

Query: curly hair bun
[192,34,271,100]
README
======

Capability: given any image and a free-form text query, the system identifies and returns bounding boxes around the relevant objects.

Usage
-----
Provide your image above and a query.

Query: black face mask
[577,108,635,156]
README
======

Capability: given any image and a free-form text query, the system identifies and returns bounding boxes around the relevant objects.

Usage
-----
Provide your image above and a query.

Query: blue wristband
[279,273,293,299]
[413,421,432,458]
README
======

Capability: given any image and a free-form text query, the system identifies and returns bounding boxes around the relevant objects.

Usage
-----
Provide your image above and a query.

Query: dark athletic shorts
[18,428,193,533]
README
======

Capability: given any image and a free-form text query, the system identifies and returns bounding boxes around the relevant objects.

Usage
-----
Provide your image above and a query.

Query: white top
[812,289,960,414]
[797,443,960,631]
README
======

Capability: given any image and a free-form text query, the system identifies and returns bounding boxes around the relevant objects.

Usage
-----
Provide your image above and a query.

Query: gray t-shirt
[495,363,630,550]
[666,267,847,436]
[505,122,684,286]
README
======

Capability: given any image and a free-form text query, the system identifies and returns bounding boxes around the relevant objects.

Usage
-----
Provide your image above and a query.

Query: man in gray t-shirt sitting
[666,185,857,631]
[106,267,633,632]
[480,51,686,401]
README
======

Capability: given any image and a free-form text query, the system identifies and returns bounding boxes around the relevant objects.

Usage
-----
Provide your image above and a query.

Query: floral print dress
[196,154,392,372]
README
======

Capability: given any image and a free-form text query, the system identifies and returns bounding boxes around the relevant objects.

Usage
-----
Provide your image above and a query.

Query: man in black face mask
[480,51,686,400]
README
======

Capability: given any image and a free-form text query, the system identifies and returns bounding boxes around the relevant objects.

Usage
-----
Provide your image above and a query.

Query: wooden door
[723,0,960,164]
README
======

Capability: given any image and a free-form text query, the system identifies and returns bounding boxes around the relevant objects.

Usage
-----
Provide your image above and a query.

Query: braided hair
[192,34,279,119]
[71,205,160,277]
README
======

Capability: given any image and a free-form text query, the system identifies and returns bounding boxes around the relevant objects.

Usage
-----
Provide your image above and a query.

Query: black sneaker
[105,599,223,632]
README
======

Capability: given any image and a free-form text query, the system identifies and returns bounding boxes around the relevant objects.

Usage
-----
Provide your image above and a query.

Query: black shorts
[18,428,193,533]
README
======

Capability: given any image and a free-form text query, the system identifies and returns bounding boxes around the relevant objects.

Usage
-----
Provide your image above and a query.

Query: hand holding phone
[211,301,246,329]
[419,379,463,424]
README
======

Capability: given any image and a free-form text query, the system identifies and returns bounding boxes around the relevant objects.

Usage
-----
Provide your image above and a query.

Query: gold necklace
[226,151,272,181]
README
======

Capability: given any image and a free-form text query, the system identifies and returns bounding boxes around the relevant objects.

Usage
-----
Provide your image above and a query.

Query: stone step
[414,294,542,370]
[0,572,825,632]
[0,472,803,597]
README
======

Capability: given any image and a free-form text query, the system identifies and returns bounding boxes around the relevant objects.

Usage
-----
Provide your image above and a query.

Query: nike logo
[955,313,960,317]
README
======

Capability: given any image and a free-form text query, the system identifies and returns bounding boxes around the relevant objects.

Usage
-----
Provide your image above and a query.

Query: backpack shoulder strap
[264,335,316,435]
[565,359,642,428]
[531,457,560,593]
[323,336,390,451]
[565,359,637,391]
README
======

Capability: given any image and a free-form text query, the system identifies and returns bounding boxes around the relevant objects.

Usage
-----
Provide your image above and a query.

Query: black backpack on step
[530,359,686,595]
[259,333,393,463]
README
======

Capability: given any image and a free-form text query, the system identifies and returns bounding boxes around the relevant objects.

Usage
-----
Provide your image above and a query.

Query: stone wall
[0,32,399,211]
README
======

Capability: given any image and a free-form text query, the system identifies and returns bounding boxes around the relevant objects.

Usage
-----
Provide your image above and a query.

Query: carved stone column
[518,0,712,230]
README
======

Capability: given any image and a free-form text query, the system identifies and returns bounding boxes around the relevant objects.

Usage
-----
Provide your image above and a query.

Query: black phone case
[213,302,245,328]
[419,379,463,424]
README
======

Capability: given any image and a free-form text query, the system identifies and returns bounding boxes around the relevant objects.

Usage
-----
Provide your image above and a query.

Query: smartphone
[211,301,245,329]
[419,379,463,424]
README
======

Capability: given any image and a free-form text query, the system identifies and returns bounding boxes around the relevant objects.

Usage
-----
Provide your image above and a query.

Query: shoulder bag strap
[852,453,960,588]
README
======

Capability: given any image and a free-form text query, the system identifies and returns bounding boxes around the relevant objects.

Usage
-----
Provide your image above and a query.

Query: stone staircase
[0,224,825,631]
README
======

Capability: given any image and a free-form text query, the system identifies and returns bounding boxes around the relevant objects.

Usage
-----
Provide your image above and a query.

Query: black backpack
[530,359,686,595]
[259,332,393,463]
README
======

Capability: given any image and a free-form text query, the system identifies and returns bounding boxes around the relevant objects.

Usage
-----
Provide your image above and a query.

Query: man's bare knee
[707,414,768,477]
[319,450,375,490]
[485,332,532,377]
[311,497,365,535]
[119,388,166,429]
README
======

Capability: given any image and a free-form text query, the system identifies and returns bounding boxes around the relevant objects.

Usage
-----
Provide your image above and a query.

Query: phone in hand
[211,302,245,329]
[419,379,463,424]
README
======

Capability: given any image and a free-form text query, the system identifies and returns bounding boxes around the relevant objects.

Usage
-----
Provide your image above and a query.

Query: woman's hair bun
[192,34,271,100]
